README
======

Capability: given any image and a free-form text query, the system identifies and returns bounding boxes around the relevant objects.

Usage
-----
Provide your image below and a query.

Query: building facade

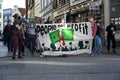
[53,0,69,22]
[27,0,35,18]
[0,0,3,31]
[3,8,12,28]
[40,0,53,22]
[3,6,26,26]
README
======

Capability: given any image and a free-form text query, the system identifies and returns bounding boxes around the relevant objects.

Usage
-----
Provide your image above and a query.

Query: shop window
[57,0,60,7]
[0,13,1,18]
[0,22,1,27]
[0,4,1,9]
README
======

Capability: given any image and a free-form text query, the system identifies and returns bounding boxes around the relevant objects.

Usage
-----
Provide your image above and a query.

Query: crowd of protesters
[2,14,54,60]
[3,14,34,60]
[2,13,117,60]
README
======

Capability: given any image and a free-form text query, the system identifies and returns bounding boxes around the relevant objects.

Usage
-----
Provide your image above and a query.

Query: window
[0,4,1,9]
[3,16,5,19]
[65,0,68,3]
[45,0,47,7]
[0,13,1,18]
[0,22,1,27]
[43,0,45,8]
[41,0,44,10]
[57,0,60,7]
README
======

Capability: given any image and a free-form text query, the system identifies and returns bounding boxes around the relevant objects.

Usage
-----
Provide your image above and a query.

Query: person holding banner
[93,21,102,55]
[89,16,97,55]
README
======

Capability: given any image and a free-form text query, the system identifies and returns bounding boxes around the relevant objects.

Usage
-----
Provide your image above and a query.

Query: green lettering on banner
[62,29,74,41]
[49,30,60,44]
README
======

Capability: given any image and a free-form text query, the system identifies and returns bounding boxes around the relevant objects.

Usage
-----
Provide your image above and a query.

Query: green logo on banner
[62,29,74,41]
[49,30,60,44]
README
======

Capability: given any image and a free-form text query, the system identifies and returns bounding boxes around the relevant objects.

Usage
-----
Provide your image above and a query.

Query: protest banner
[36,22,92,56]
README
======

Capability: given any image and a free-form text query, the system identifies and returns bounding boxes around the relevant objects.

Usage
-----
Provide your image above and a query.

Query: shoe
[12,57,15,60]
[113,49,117,53]
[40,55,43,58]
[62,55,67,57]
[22,53,25,56]
[18,56,23,59]
[98,53,102,55]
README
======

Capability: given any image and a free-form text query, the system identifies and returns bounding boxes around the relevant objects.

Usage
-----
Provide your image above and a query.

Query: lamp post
[101,0,104,28]
[101,0,106,46]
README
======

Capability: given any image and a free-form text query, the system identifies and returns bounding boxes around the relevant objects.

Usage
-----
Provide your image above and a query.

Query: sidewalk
[23,45,120,57]
[102,46,120,55]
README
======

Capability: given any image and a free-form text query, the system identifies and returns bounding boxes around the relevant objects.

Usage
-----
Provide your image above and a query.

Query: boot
[113,49,117,53]
[12,56,16,60]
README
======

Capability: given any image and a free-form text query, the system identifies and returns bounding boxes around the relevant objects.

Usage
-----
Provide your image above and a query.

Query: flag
[62,29,74,41]
[49,30,60,44]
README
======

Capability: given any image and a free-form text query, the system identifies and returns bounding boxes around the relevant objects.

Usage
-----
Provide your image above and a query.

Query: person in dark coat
[106,20,117,53]
[12,14,24,60]
[3,20,13,53]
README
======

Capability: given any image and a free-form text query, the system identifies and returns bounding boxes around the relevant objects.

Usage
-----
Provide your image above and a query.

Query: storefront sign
[36,22,92,56]
[70,0,87,6]
[53,5,69,18]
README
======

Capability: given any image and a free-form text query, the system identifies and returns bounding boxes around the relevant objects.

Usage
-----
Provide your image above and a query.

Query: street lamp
[101,0,106,46]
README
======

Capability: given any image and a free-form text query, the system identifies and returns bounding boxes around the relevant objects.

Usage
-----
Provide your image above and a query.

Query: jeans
[12,34,23,57]
[93,35,102,54]
[29,35,36,54]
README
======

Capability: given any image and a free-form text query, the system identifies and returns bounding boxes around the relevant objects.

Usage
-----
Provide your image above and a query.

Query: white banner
[36,22,93,56]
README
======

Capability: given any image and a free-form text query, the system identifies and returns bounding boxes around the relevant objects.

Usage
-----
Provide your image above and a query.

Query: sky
[3,0,25,9]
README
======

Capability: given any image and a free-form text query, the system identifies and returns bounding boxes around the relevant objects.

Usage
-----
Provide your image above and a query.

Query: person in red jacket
[89,16,97,55]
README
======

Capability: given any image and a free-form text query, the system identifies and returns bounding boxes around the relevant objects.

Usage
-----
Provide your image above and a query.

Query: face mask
[90,19,94,22]
[97,23,100,26]
[111,23,113,25]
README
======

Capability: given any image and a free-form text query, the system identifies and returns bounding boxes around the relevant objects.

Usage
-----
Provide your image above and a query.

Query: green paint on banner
[49,30,60,44]
[62,29,74,41]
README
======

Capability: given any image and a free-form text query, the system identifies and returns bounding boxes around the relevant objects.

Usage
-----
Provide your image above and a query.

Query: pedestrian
[45,16,53,24]
[3,20,13,53]
[93,21,102,55]
[35,32,43,57]
[21,22,26,56]
[25,22,31,49]
[89,16,97,55]
[106,20,117,53]
[28,23,36,55]
[12,13,24,60]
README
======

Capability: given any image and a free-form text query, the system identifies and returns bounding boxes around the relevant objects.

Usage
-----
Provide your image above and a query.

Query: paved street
[0,42,9,57]
[0,52,120,80]
[0,41,120,80]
